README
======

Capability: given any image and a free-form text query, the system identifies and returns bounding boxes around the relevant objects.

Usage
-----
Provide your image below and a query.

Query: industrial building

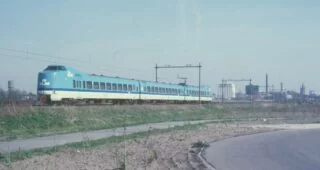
[217,83,236,100]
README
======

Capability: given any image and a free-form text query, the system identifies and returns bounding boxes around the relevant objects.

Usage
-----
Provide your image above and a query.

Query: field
[0,104,228,141]
[1,103,320,169]
[1,103,320,141]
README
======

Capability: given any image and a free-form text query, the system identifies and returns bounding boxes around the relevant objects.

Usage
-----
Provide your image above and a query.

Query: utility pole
[198,63,201,104]
[155,63,202,104]
[221,79,225,103]
[155,64,158,82]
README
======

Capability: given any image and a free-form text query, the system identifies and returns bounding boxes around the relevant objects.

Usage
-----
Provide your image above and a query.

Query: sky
[0,0,320,93]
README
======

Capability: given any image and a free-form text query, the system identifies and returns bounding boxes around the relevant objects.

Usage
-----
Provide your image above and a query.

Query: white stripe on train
[39,90,212,102]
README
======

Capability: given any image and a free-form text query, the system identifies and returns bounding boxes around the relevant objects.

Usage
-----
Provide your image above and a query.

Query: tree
[0,87,6,104]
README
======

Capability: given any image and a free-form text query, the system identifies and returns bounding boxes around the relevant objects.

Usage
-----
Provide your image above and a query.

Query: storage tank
[218,83,236,100]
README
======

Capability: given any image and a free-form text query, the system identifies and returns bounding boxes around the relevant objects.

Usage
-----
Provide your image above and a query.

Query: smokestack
[266,74,268,95]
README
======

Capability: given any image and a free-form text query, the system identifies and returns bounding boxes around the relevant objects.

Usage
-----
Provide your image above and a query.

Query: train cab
[37,65,74,103]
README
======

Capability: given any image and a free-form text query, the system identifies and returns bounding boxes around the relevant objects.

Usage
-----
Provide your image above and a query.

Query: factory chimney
[266,74,268,95]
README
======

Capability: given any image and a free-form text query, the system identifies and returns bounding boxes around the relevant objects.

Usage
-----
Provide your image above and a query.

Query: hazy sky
[0,0,319,93]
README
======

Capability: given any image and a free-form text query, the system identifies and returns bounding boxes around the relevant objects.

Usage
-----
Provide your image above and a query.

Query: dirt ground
[1,123,274,170]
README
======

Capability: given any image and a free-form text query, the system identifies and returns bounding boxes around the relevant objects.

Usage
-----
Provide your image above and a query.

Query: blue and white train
[37,65,212,104]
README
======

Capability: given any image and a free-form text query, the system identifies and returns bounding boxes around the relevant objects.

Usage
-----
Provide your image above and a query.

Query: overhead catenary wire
[0,47,151,77]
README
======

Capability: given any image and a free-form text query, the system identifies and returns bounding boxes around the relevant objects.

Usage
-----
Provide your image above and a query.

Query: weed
[191,141,209,148]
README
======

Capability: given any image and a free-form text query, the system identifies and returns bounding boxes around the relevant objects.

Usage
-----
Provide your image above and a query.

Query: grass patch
[0,122,207,165]
[1,103,319,141]
[0,105,228,140]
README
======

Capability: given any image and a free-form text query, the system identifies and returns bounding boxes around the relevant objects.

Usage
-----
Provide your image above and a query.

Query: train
[37,65,212,104]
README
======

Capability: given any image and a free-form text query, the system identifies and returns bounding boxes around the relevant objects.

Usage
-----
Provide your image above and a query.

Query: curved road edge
[193,128,280,170]
[198,124,320,170]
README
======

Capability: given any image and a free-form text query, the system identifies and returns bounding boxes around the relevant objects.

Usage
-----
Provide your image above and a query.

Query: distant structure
[218,83,236,100]
[280,82,283,92]
[245,84,259,95]
[266,74,268,95]
[309,90,316,96]
[8,80,14,101]
[300,83,306,96]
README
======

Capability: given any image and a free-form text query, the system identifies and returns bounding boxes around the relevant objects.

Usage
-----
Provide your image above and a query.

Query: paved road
[204,129,320,170]
[0,120,211,153]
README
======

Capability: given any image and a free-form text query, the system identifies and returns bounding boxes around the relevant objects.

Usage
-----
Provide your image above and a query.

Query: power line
[0,47,149,74]
[0,53,59,64]
[0,51,151,78]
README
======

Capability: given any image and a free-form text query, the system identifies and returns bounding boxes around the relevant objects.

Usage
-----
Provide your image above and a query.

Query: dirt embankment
[2,124,273,170]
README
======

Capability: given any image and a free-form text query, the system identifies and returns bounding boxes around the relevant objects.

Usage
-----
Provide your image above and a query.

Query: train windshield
[44,66,66,71]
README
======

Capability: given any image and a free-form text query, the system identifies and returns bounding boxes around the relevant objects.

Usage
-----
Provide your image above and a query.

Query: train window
[128,85,133,92]
[112,83,117,91]
[78,81,81,88]
[151,87,154,93]
[86,81,92,89]
[133,84,136,91]
[155,87,158,93]
[100,82,106,90]
[107,83,111,90]
[123,84,127,91]
[94,82,99,89]
[45,65,66,71]
[73,80,76,88]
[118,84,123,91]
[147,86,150,92]
[83,81,86,89]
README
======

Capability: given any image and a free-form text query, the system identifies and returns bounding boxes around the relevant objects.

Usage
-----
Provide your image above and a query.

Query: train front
[37,65,68,104]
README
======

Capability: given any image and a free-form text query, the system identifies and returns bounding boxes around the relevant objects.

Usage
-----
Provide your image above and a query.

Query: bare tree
[0,87,5,104]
